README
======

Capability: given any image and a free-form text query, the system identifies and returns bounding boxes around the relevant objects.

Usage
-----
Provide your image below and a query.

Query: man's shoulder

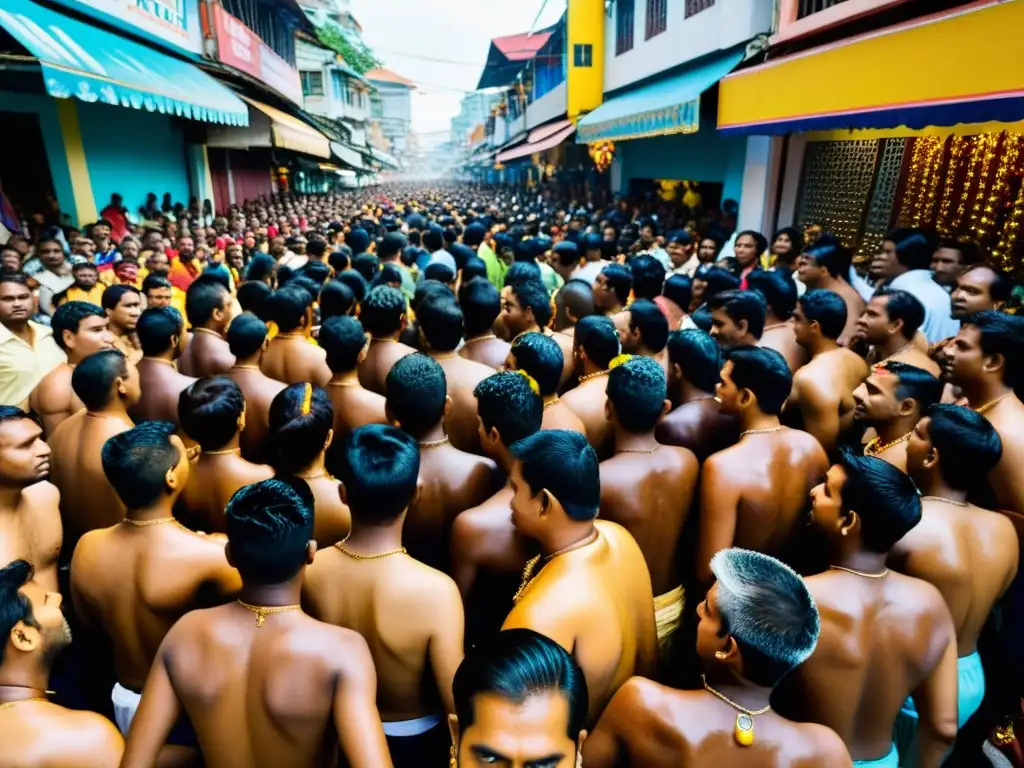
[25,479,60,506]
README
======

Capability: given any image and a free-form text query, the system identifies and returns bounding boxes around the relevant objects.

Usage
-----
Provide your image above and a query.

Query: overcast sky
[350,0,567,138]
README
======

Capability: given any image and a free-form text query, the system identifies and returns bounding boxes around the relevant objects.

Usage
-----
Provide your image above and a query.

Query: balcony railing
[798,0,848,18]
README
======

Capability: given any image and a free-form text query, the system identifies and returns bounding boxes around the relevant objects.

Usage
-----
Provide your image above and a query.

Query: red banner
[214,5,260,80]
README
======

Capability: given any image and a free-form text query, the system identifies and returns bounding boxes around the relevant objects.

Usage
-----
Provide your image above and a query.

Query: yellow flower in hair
[515,369,540,396]
[301,383,313,415]
[267,320,280,340]
[609,354,633,370]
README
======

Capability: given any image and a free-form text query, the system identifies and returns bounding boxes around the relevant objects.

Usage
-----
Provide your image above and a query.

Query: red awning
[496,123,575,163]
[527,119,572,144]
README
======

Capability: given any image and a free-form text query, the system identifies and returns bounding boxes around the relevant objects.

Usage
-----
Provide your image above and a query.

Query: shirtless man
[856,289,941,375]
[944,311,1024,516]
[747,269,807,373]
[177,275,235,378]
[785,290,869,455]
[778,448,958,768]
[457,278,510,369]
[385,354,500,571]
[891,404,1017,746]
[450,371,543,648]
[418,295,494,454]
[707,289,766,350]
[306,425,462,767]
[260,284,331,386]
[131,307,196,430]
[614,299,670,376]
[797,241,865,346]
[178,377,273,533]
[553,278,595,336]
[119,478,392,768]
[593,264,631,318]
[0,409,61,593]
[224,313,285,463]
[31,302,114,435]
[560,315,620,459]
[0,559,124,767]
[358,285,416,395]
[71,421,241,750]
[698,347,829,583]
[585,548,852,768]
[315,316,385,441]
[656,329,739,462]
[851,361,942,471]
[499,279,575,388]
[101,285,142,365]
[600,356,697,662]
[48,350,138,547]
[268,383,349,547]
[506,332,586,434]
[502,429,657,722]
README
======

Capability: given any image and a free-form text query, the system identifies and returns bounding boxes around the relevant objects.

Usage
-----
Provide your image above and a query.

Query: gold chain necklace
[829,565,889,578]
[297,469,329,481]
[618,445,660,455]
[578,369,609,383]
[876,341,912,365]
[921,495,969,507]
[334,537,407,560]
[143,357,177,368]
[371,337,397,344]
[863,432,911,456]
[328,379,360,388]
[975,393,1010,414]
[701,674,770,747]
[513,529,599,605]
[740,426,781,438]
[204,447,241,456]
[230,364,262,372]
[463,334,496,345]
[419,437,449,449]
[123,517,177,527]
[543,396,560,410]
[237,600,300,628]
[0,697,48,712]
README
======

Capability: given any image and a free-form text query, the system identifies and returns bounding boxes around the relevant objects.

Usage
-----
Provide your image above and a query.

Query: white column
[736,135,783,234]
[776,134,809,228]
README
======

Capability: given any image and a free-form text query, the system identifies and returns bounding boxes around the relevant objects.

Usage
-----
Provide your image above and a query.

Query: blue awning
[576,47,745,144]
[0,0,248,126]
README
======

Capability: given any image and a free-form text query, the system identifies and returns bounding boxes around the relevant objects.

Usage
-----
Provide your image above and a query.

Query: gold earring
[715,650,728,660]
[841,528,848,537]
[449,745,457,768]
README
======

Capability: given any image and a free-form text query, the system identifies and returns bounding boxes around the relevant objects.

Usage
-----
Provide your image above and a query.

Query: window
[300,71,324,97]
[685,0,715,18]
[331,72,344,101]
[646,0,667,38]
[573,43,593,68]
[616,0,635,55]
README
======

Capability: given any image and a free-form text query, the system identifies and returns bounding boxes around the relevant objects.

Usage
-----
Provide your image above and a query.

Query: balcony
[775,0,914,45]
[797,0,848,18]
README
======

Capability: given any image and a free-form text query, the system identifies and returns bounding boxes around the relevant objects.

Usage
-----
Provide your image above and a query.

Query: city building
[366,67,416,160]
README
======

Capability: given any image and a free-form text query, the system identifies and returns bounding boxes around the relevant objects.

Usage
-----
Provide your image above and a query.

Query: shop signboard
[50,0,203,56]
[214,6,302,105]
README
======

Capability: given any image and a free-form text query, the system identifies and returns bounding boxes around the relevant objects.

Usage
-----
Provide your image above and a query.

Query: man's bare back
[261,337,331,386]
[130,360,196,428]
[980,396,1024,516]
[325,383,387,441]
[179,332,234,378]
[31,364,83,436]
[181,455,274,534]
[655,398,739,463]
[436,356,493,454]
[0,700,124,768]
[761,325,808,375]
[561,377,613,458]
[225,367,286,463]
[359,340,416,395]
[0,481,62,593]
[459,337,510,370]
[786,350,868,453]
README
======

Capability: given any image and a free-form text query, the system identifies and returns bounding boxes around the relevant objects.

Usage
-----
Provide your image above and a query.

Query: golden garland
[899,138,928,225]
[968,133,999,236]
[936,135,966,237]
[919,137,946,228]
[993,169,1024,270]
[977,132,1018,247]
[588,141,616,173]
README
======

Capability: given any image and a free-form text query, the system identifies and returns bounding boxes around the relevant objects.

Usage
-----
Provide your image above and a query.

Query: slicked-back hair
[607,356,667,433]
[225,478,314,585]
[423,262,456,285]
[746,269,797,321]
[885,227,933,271]
[710,548,819,688]
[459,278,502,337]
[245,253,276,285]
[629,254,666,300]
[101,284,139,312]
[385,354,447,438]
[574,315,620,369]
[804,241,852,279]
[226,312,268,359]
[137,306,184,356]
[462,256,488,283]
[329,424,419,523]
[552,241,580,269]
[453,628,588,745]
[505,261,543,289]
[0,559,36,665]
[418,294,464,352]
[599,264,632,305]
[628,299,670,352]
[667,329,721,393]
[837,446,922,553]
[237,281,273,321]
[964,265,1015,304]
[926,404,1003,492]
[319,315,367,373]
[179,376,246,451]
[267,284,313,333]
[510,332,563,397]
[352,253,380,283]
[727,346,792,415]
[318,280,357,321]
[962,311,1024,389]
[52,301,105,351]
[510,430,599,522]
[512,280,553,329]
[72,349,128,411]
[708,290,767,340]
[474,371,543,446]
[881,361,943,414]
[102,421,181,509]
[360,285,406,337]
[662,274,692,312]
[185,274,229,328]
[268,383,333,474]
[336,270,369,304]
[695,265,741,302]
[874,288,925,338]
[799,289,847,340]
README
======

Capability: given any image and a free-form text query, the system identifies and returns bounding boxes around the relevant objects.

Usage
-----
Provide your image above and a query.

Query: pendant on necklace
[735,713,755,746]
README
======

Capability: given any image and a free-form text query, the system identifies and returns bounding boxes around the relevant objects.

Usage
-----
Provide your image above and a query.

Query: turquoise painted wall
[76,102,190,218]
[0,91,76,225]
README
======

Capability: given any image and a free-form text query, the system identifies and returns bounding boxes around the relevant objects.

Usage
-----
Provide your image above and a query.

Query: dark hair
[72,349,129,411]
[885,228,933,271]
[511,430,599,522]
[804,241,852,280]
[772,226,804,262]
[510,332,563,397]
[137,306,184,357]
[336,270,369,305]
[225,478,314,585]
[882,361,943,413]
[708,289,767,340]
[505,261,542,289]
[305,240,329,261]
[0,559,37,665]
[628,254,666,301]
[874,288,925,338]
[179,376,246,451]
[300,259,332,287]
[385,354,446,438]
[328,249,351,274]
[361,286,406,337]
[226,313,268,359]
[736,230,769,257]
[268,383,334,475]
[667,329,721,393]
[552,241,580,269]
[608,356,666,433]
[453,628,588,744]
[962,311,1024,388]
[746,270,797,321]
[662,274,691,311]
[0,272,30,289]
[141,274,172,296]
[101,421,181,509]
[575,315,619,369]
[330,424,419,523]
[964,265,1015,304]
[511,280,553,329]
[185,274,229,328]
[245,253,277,285]
[458,278,501,337]
[727,346,792,415]
[101,284,139,312]
[837,447,921,553]
[418,295,464,352]
[422,229,443,252]
[926,404,1003,492]
[474,371,543,445]
[377,233,406,261]
[598,264,632,305]
[267,285,313,333]
[353,253,380,283]
[346,228,371,255]
[423,261,456,284]
[52,301,105,351]
[798,289,847,340]
[627,299,670,352]
[462,223,486,248]
[462,256,488,282]
[449,243,475,271]
[318,315,367,373]
[318,280,356,321]
[237,281,272,321]
[696,265,741,301]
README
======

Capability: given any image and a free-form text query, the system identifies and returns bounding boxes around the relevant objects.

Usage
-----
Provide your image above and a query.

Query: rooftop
[365,67,416,89]
[492,30,553,61]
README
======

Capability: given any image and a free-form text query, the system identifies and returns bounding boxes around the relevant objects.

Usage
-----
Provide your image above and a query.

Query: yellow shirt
[61,284,106,307]
[0,321,66,407]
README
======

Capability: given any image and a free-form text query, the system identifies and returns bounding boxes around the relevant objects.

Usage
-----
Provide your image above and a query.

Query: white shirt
[573,260,606,286]
[888,269,960,343]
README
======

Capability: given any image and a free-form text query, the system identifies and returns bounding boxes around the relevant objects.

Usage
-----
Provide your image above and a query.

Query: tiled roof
[492,31,553,62]
[364,67,416,89]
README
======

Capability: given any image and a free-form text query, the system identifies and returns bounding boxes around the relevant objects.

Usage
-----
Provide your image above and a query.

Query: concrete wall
[526,81,568,130]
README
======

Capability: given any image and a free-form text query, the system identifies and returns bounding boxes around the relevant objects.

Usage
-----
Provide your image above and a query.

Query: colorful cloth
[853,744,898,768]
[654,585,684,652]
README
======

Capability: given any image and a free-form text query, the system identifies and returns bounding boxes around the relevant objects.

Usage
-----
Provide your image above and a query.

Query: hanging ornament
[588,141,615,173]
